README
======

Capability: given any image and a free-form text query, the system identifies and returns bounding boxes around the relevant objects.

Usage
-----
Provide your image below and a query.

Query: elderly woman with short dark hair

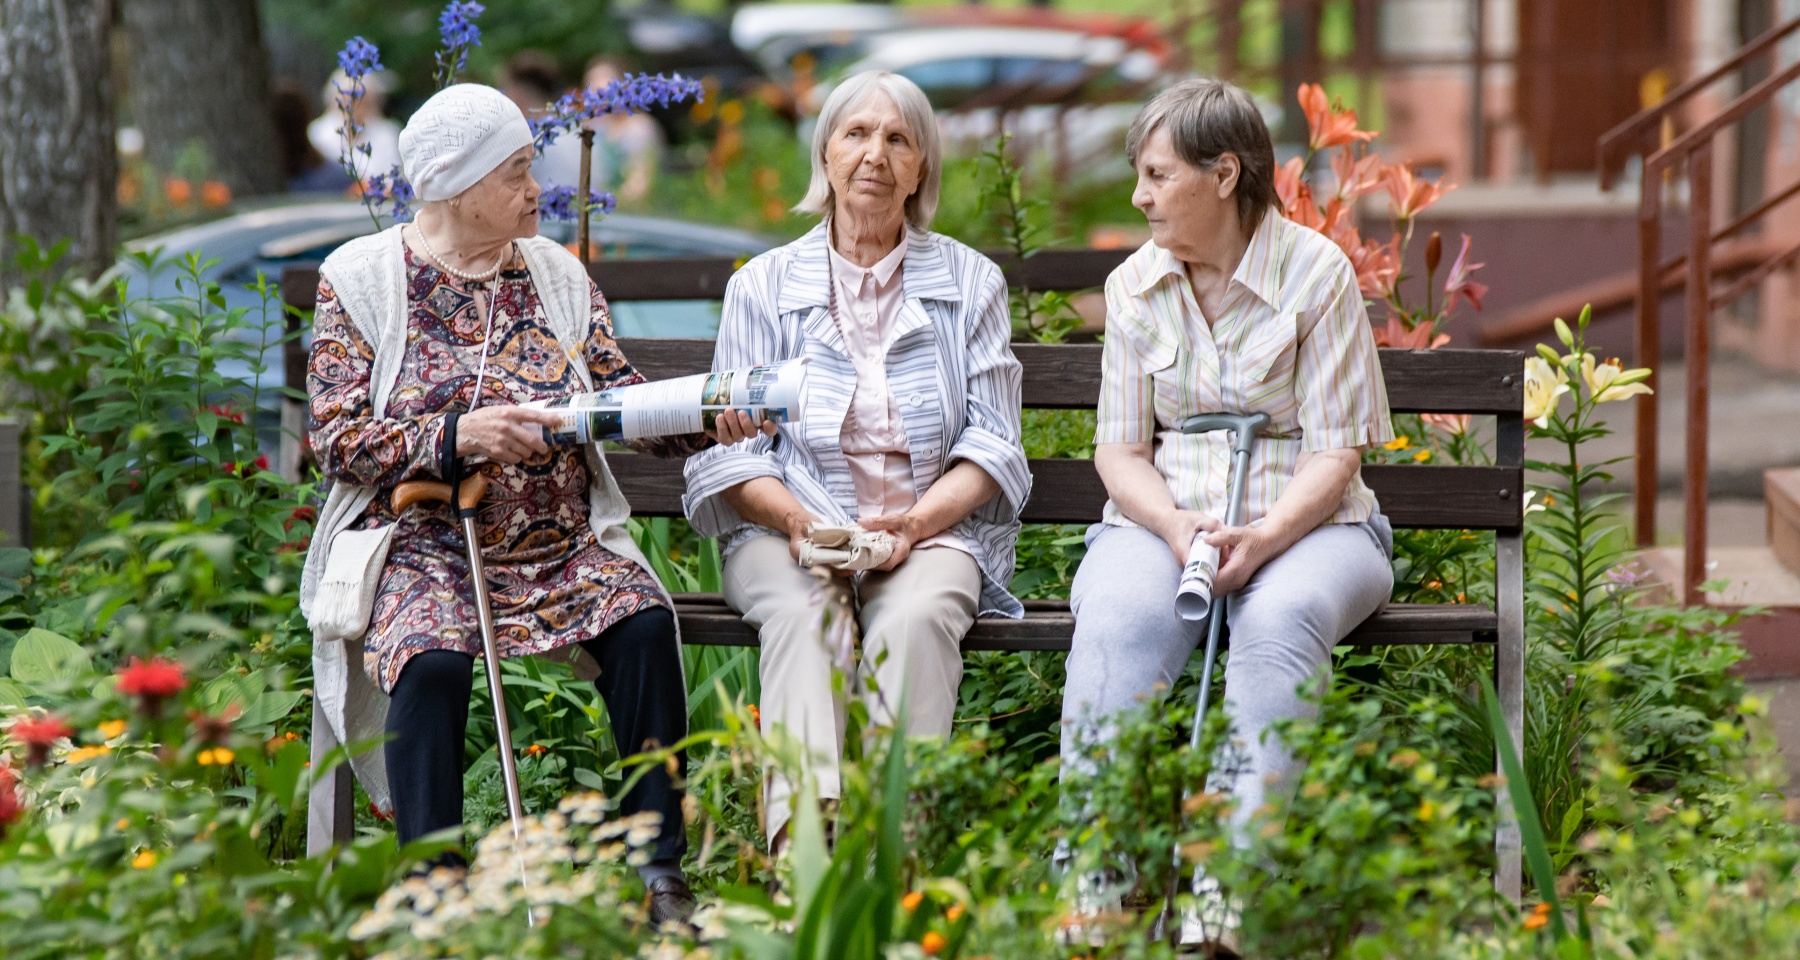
[685,70,1030,852]
[1059,77,1396,949]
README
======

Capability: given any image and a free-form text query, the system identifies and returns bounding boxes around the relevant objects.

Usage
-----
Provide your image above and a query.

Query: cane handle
[392,473,488,514]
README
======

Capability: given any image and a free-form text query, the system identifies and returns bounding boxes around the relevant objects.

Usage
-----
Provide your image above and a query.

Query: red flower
[252,454,270,474]
[205,404,245,425]
[115,657,187,715]
[0,764,22,840]
[284,505,318,532]
[9,713,74,767]
[369,801,391,821]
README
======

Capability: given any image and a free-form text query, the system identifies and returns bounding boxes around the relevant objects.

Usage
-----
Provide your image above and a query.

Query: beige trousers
[722,534,980,845]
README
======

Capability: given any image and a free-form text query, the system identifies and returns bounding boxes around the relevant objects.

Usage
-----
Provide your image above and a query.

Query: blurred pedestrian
[580,57,665,205]
[502,50,591,193]
[309,68,402,183]
[274,83,353,194]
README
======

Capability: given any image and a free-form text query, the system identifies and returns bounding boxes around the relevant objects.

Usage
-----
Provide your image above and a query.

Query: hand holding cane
[392,453,539,924]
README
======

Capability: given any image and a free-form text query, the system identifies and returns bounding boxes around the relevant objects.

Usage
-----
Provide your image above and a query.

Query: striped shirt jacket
[1097,211,1395,530]
[683,221,1031,618]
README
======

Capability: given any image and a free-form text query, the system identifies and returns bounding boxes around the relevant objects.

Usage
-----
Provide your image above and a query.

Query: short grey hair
[1127,78,1276,236]
[795,71,942,231]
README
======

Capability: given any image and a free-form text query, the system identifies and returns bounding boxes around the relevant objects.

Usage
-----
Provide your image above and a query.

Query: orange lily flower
[1274,155,1307,215]
[1331,149,1386,204]
[1383,164,1453,222]
[1299,83,1377,153]
[1372,317,1451,350]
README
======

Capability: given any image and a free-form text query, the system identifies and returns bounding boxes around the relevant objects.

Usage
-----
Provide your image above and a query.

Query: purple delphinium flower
[337,36,382,80]
[533,73,706,152]
[434,2,484,89]
[538,185,617,222]
[333,36,386,225]
[363,165,416,223]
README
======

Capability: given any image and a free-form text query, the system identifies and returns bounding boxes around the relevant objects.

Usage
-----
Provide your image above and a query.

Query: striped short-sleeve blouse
[1096,211,1395,530]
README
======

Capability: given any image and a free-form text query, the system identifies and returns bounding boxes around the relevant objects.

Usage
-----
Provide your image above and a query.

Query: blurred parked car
[802,26,1170,177]
[122,200,773,399]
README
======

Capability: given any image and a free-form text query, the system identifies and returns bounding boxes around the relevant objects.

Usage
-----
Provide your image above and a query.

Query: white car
[811,26,1167,176]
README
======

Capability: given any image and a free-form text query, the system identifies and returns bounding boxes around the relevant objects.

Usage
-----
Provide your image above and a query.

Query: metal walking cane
[393,449,538,924]
[1179,411,1269,752]
[1162,411,1268,947]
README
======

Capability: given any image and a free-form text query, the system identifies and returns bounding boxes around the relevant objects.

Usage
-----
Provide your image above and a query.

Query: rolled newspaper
[1174,534,1220,620]
[528,358,805,444]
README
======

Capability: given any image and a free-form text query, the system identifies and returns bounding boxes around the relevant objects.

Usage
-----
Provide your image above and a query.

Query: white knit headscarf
[399,84,536,202]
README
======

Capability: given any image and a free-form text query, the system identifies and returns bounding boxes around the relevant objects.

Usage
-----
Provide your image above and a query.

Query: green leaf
[571,766,609,791]
[0,677,30,708]
[9,628,92,684]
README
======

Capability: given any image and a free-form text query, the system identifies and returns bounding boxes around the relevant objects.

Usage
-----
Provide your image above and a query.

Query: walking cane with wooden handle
[393,458,539,924]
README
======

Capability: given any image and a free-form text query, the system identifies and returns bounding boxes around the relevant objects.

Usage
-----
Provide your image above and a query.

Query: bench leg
[1493,529,1525,903]
[306,701,355,856]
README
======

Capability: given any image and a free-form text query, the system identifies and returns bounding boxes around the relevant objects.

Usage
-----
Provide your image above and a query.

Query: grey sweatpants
[1060,519,1393,844]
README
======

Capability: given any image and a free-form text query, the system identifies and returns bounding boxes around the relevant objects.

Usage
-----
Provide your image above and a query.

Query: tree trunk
[122,0,282,198]
[0,0,117,284]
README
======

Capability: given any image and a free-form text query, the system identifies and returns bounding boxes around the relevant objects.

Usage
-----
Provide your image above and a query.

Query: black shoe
[647,874,698,927]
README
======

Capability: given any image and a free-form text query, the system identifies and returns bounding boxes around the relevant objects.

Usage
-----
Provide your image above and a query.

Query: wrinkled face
[452,146,541,242]
[1131,126,1240,256]
[825,89,922,222]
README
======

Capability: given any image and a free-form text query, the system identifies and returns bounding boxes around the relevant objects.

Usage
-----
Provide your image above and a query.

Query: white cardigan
[298,225,674,812]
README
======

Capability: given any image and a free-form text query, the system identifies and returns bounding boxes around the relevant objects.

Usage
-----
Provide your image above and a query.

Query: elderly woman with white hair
[301,84,712,922]
[684,71,1030,850]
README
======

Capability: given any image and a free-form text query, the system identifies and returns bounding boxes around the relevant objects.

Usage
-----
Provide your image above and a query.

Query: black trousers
[384,605,688,863]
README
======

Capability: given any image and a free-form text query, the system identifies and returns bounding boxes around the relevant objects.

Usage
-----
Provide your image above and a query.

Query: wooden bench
[283,254,1525,899]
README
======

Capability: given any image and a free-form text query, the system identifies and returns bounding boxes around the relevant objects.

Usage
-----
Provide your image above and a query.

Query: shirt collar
[825,220,907,290]
[1132,210,1283,308]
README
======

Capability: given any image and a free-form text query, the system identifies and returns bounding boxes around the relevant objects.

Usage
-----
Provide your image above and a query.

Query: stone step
[1771,468,1800,578]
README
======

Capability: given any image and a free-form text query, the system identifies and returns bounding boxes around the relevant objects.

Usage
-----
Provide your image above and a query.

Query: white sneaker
[1177,872,1242,957]
[1056,867,1133,948]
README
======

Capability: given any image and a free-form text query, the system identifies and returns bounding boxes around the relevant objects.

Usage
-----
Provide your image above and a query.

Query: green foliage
[973,134,1085,344]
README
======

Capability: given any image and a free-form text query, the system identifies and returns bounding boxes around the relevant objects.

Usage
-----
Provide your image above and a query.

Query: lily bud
[1425,231,1443,279]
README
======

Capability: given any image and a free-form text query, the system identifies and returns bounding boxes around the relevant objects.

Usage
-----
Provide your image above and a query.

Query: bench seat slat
[672,596,1495,652]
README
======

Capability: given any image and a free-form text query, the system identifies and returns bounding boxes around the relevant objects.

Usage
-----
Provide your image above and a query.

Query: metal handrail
[1598,16,1800,188]
[1601,14,1800,604]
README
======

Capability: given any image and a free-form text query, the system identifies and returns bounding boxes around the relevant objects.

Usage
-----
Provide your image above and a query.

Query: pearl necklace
[414,223,510,283]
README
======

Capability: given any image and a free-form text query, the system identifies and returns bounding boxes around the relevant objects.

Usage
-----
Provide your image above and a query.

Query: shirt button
[909,394,924,407]
[875,453,884,460]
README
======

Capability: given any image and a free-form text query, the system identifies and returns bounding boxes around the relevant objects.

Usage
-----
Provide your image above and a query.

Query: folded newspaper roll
[798,523,897,572]
[1174,534,1220,620]
[529,358,806,444]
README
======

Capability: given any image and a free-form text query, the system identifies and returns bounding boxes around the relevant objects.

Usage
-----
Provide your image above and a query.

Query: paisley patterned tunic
[307,244,702,693]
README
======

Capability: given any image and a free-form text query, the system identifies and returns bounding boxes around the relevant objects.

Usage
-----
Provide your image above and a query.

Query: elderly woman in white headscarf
[300,84,716,922]
[684,71,1031,851]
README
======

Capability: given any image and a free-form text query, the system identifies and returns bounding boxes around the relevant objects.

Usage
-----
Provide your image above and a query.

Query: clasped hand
[1157,508,1276,595]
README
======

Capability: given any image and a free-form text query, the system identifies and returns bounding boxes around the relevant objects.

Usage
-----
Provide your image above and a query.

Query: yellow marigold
[114,817,130,830]
[1382,436,1411,451]
[97,719,128,740]
[946,902,965,922]
[1412,449,1431,462]
[68,745,110,763]
[902,890,924,912]
[132,850,158,869]
[921,931,947,955]
[197,747,235,766]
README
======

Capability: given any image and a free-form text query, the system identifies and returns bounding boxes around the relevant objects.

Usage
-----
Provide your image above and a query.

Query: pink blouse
[827,238,968,555]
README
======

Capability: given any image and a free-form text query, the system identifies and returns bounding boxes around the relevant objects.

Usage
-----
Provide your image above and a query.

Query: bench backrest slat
[622,339,1524,416]
[609,452,1521,531]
